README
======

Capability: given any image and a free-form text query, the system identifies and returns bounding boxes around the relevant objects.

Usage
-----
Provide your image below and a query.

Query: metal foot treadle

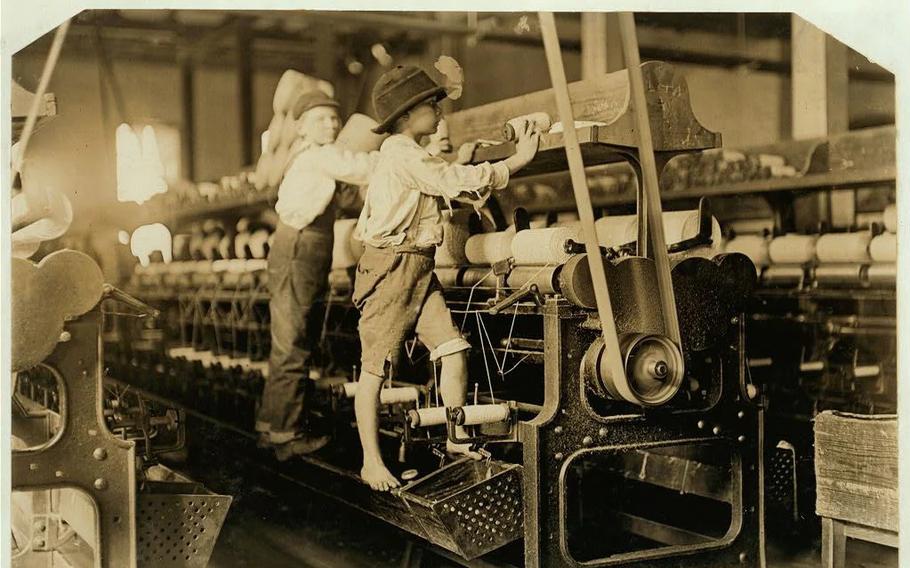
[137,480,232,568]
[399,458,524,560]
[256,454,524,561]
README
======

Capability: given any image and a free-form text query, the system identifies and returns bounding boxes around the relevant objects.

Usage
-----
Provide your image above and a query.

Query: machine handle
[103,284,160,318]
[564,239,616,259]
[489,284,541,315]
[667,198,714,253]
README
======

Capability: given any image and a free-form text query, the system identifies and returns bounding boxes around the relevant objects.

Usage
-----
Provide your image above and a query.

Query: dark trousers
[256,222,333,443]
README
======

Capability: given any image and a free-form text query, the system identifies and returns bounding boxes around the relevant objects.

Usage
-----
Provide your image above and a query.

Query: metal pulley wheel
[581,333,685,406]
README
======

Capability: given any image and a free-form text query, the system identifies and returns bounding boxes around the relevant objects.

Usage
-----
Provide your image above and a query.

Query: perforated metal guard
[767,443,798,521]
[137,482,232,567]
[436,472,523,554]
[400,459,523,560]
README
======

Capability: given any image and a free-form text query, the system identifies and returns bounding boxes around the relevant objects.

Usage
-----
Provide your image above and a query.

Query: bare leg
[355,371,401,491]
[438,351,482,459]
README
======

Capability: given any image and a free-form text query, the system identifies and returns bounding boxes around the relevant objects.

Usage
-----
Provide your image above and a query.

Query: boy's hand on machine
[504,121,540,173]
[514,121,541,163]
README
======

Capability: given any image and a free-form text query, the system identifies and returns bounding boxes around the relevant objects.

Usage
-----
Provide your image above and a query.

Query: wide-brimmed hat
[371,65,447,134]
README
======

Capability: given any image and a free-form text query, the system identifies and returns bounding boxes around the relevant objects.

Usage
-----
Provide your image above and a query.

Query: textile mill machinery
[13,12,898,568]
[98,26,768,567]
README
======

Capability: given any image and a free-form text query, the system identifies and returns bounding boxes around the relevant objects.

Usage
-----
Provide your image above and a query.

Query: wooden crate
[814,411,898,532]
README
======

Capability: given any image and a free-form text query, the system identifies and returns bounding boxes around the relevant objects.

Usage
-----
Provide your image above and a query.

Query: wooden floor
[208,482,898,568]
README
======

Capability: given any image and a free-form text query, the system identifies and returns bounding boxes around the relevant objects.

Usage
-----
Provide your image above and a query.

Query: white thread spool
[626,210,720,247]
[332,219,363,269]
[272,70,303,114]
[594,210,721,252]
[435,210,472,267]
[218,234,234,260]
[594,215,636,248]
[815,232,872,264]
[506,266,559,295]
[435,268,462,288]
[455,404,510,426]
[408,407,448,427]
[502,112,552,141]
[724,235,771,267]
[336,113,388,153]
[247,259,267,272]
[278,112,299,149]
[249,229,270,259]
[465,230,515,265]
[814,265,864,286]
[460,267,498,288]
[853,365,881,379]
[265,114,283,153]
[341,383,419,404]
[510,227,580,265]
[761,265,805,286]
[253,151,273,191]
[758,154,786,168]
[768,234,817,264]
[870,233,897,263]
[228,259,247,274]
[234,231,251,260]
[883,204,898,233]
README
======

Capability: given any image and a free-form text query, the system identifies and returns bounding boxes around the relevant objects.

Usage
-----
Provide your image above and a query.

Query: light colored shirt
[355,134,510,249]
[275,142,379,230]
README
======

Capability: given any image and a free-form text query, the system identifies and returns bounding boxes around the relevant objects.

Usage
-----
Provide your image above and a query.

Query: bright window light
[116,123,181,204]
[130,223,173,266]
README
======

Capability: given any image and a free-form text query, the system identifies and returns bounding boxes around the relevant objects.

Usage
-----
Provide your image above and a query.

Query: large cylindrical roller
[451,404,511,426]
[581,333,685,407]
[408,406,448,427]
[506,265,560,295]
[559,255,664,337]
[341,383,420,404]
[460,267,498,288]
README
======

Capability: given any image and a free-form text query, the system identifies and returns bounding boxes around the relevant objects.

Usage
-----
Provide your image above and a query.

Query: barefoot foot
[361,461,400,492]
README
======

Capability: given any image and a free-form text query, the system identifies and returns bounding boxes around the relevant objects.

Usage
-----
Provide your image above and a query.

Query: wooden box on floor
[814,411,898,568]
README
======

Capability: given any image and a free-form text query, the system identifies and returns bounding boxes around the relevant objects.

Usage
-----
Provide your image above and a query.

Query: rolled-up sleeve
[406,155,510,201]
[309,145,379,186]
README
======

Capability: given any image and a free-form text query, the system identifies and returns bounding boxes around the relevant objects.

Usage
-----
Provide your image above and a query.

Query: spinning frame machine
[9,11,897,568]
[98,13,768,567]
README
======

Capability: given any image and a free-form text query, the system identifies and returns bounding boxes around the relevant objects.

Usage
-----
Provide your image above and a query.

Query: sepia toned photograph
[4,7,902,568]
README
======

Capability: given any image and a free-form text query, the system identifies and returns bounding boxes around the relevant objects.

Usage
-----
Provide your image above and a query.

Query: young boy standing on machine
[257,90,380,461]
[353,66,540,491]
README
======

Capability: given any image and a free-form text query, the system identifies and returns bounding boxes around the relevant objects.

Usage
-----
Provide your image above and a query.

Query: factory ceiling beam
[20,11,893,83]
[217,10,891,82]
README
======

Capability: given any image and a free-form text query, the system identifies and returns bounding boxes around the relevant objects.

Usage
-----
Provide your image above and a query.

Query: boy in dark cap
[257,90,379,460]
[352,65,539,491]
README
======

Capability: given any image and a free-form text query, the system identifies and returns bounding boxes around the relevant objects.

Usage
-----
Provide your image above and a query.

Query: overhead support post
[538,12,626,388]
[236,19,253,166]
[617,12,682,346]
[791,15,852,229]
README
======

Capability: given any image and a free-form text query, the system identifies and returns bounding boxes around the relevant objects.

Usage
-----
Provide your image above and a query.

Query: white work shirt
[355,134,510,248]
[275,142,379,230]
